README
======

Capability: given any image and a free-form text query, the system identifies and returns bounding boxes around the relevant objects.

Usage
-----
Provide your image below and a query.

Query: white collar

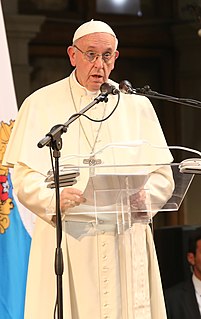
[71,70,99,97]
[193,273,201,295]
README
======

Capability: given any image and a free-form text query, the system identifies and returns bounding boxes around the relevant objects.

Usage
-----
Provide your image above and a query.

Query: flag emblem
[0,120,15,233]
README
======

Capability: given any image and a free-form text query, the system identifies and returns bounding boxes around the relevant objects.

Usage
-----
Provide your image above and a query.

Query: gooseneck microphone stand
[37,91,110,319]
[119,80,201,109]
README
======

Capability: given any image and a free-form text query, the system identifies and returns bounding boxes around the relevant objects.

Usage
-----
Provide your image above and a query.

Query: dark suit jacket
[165,278,201,319]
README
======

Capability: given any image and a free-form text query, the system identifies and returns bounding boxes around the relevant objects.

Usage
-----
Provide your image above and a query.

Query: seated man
[165,227,201,319]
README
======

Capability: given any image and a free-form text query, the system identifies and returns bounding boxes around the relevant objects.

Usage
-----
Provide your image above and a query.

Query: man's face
[188,239,201,280]
[67,32,119,92]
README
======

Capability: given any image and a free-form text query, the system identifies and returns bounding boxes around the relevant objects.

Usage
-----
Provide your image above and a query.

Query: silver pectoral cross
[83,155,102,176]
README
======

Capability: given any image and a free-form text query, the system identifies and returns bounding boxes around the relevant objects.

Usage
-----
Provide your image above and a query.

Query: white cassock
[4,71,174,319]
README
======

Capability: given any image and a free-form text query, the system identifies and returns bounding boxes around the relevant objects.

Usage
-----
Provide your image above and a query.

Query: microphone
[100,82,120,95]
[119,80,201,108]
[119,80,135,94]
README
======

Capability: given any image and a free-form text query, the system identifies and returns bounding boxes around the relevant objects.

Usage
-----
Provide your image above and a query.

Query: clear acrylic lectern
[46,141,196,318]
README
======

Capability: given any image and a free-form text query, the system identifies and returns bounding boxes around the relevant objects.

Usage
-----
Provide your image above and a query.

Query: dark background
[2,0,201,288]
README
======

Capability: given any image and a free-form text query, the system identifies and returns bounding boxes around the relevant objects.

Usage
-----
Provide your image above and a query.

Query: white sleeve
[147,165,175,216]
[13,163,56,226]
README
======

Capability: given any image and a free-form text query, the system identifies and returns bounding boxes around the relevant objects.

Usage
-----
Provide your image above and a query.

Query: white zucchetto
[73,19,118,44]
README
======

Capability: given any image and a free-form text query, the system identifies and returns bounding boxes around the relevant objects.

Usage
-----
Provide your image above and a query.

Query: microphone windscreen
[100,83,119,95]
[119,80,133,94]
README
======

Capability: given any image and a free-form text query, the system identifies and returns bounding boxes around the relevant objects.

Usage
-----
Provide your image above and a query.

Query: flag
[0,3,34,318]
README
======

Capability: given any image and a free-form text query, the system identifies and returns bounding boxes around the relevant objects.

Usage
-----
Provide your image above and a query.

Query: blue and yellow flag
[0,3,34,318]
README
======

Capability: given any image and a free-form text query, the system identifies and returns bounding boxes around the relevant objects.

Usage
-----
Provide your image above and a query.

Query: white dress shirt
[193,274,201,314]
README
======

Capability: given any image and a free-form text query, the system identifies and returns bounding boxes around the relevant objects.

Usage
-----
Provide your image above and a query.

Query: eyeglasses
[73,45,116,64]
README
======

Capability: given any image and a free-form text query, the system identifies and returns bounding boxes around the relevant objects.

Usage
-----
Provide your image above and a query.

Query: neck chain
[69,77,106,156]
